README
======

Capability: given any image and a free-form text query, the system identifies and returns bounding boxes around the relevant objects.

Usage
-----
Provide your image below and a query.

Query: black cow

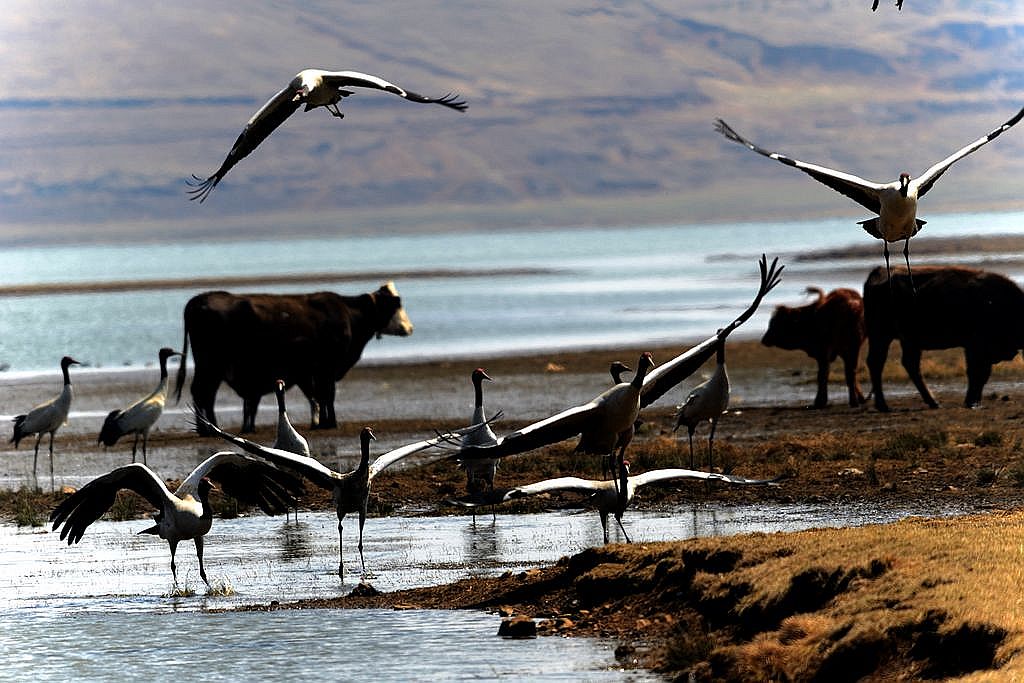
[175,282,413,432]
[761,287,866,408]
[864,265,1024,411]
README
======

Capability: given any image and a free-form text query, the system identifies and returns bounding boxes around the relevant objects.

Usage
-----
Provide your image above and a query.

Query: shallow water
[1,501,974,681]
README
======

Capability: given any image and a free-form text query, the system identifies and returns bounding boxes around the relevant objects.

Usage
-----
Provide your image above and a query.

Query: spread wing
[319,71,467,110]
[177,451,305,516]
[368,432,466,481]
[641,254,783,407]
[715,119,886,214]
[505,476,608,499]
[50,464,171,544]
[187,84,301,202]
[456,402,598,461]
[914,106,1024,198]
[192,410,339,491]
[630,468,782,488]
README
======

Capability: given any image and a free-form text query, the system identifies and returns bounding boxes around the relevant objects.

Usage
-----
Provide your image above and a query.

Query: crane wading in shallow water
[193,412,484,579]
[458,369,501,521]
[11,355,80,491]
[98,347,181,465]
[187,69,467,202]
[714,107,1024,288]
[50,452,304,587]
[457,460,780,544]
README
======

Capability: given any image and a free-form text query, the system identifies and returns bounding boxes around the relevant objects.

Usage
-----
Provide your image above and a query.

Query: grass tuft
[871,430,948,461]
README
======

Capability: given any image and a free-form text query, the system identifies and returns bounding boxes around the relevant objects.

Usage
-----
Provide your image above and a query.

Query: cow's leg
[241,396,260,433]
[190,372,220,435]
[813,355,830,409]
[297,380,319,429]
[314,377,337,430]
[322,385,338,429]
[963,348,992,408]
[842,349,866,406]
[867,338,891,412]
[900,344,939,409]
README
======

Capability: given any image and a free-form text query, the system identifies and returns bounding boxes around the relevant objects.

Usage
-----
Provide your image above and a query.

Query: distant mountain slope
[0,0,1021,241]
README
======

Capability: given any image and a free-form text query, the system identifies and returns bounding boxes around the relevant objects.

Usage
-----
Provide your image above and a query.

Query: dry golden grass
[679,512,1024,681]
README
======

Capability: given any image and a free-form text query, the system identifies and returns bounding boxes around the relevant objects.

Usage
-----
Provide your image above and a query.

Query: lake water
[0,501,973,681]
[2,210,1024,376]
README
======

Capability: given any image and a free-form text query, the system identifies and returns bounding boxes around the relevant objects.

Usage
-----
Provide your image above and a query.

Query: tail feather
[98,409,124,446]
[11,414,27,447]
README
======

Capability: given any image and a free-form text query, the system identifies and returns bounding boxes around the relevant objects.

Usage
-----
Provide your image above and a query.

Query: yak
[864,265,1024,411]
[761,287,866,408]
[175,282,413,432]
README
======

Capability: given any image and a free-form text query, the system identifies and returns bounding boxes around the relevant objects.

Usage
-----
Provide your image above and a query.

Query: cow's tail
[174,324,189,404]
[804,286,825,302]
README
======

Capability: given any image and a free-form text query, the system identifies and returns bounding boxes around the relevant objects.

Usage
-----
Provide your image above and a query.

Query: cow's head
[375,281,414,338]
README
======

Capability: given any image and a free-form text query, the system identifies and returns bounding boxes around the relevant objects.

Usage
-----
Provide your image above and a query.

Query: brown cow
[761,287,866,408]
[864,265,1024,411]
[175,282,413,432]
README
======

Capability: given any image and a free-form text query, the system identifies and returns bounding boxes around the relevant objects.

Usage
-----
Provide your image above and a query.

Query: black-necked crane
[98,347,181,464]
[187,69,467,202]
[609,360,631,384]
[271,378,310,522]
[459,369,500,499]
[49,452,304,586]
[458,352,655,492]
[194,413,464,579]
[714,109,1024,286]
[674,339,730,472]
[453,256,784,473]
[11,355,80,491]
[465,460,778,544]
[458,368,500,522]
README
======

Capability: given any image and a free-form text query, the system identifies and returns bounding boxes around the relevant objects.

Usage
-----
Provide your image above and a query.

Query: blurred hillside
[1,0,1022,243]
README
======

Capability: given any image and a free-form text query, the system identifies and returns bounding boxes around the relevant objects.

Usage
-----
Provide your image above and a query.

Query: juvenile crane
[194,413,471,579]
[187,69,467,202]
[98,347,181,464]
[462,460,778,544]
[49,452,304,587]
[714,108,1024,285]
[674,339,729,471]
[11,355,80,491]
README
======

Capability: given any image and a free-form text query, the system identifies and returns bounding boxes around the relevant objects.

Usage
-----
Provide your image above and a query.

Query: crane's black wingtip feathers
[185,174,218,203]
[713,118,744,145]
[437,92,468,112]
[1005,105,1024,129]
